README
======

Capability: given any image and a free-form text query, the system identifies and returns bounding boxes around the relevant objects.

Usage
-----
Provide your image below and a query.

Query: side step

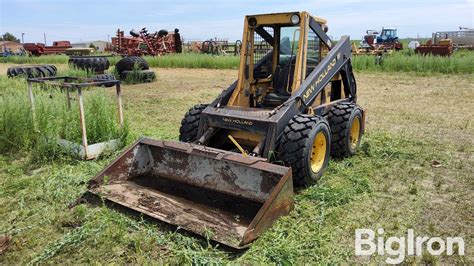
[81,138,293,248]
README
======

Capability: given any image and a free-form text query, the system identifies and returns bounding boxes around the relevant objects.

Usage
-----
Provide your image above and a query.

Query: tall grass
[1,51,473,74]
[0,54,70,65]
[1,54,240,69]
[0,76,128,162]
[143,54,239,69]
[352,50,474,74]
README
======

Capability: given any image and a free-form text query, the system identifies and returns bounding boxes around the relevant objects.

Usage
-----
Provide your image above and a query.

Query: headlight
[290,14,300,25]
[248,17,257,27]
[322,24,329,33]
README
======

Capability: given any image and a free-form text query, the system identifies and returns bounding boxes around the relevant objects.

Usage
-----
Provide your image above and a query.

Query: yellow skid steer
[78,11,365,249]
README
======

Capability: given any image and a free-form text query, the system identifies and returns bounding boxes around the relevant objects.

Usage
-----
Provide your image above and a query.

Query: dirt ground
[0,64,472,263]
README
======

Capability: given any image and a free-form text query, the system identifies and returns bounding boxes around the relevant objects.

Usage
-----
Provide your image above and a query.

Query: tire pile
[115,56,156,83]
[69,57,110,73]
[68,56,119,87]
[7,65,57,78]
[93,73,117,87]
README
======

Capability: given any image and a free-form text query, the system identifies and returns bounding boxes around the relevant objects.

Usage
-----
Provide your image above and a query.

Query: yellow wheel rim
[350,116,361,150]
[311,132,327,173]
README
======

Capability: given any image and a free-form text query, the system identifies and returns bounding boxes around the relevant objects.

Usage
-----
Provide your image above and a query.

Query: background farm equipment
[200,38,242,55]
[377,28,403,50]
[112,28,182,56]
[1,41,26,57]
[23,41,72,56]
[431,28,474,50]
[415,39,454,57]
[352,28,403,56]
[64,48,95,56]
[23,41,94,56]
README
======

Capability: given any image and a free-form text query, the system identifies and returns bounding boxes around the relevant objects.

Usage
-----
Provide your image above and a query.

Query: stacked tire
[7,65,57,78]
[93,73,117,88]
[115,56,155,83]
[69,57,109,73]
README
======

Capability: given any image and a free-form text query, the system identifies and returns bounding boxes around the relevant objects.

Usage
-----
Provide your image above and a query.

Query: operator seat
[262,61,294,107]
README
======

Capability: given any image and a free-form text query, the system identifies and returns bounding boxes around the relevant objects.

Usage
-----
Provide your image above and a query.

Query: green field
[1,50,473,74]
[0,66,472,264]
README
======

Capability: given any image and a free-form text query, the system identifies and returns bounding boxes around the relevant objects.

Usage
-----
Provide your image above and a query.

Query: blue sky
[1,0,473,44]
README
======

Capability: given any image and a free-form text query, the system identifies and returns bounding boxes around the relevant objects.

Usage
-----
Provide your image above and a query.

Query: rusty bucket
[81,138,293,248]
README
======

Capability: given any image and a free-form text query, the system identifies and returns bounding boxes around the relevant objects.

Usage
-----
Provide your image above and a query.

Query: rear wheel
[328,102,363,158]
[179,104,208,142]
[279,115,331,186]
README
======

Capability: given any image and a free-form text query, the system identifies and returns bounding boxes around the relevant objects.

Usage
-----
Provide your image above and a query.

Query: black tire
[158,29,168,37]
[69,57,109,72]
[174,29,182,53]
[94,73,117,87]
[179,104,208,142]
[279,115,331,186]
[43,65,57,76]
[115,56,149,75]
[119,70,156,83]
[7,64,57,78]
[328,102,363,158]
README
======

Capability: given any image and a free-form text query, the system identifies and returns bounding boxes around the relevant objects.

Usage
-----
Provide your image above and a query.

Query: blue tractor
[376,27,403,50]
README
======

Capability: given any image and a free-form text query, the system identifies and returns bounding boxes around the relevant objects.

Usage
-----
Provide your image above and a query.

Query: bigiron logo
[355,228,465,264]
[303,57,337,101]
[222,117,253,126]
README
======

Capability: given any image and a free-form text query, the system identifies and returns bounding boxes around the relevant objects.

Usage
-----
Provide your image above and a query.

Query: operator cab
[378,28,398,42]
[227,12,331,108]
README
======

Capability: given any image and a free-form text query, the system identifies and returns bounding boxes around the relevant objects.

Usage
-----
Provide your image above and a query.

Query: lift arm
[289,35,353,107]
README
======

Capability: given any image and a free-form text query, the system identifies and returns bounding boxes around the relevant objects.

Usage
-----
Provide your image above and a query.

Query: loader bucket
[82,138,293,248]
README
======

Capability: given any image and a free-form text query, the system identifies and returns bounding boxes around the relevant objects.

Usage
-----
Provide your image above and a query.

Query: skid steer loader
[78,11,365,249]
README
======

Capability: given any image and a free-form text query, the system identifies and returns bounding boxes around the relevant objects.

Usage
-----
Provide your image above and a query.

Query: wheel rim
[311,131,327,173]
[350,116,361,150]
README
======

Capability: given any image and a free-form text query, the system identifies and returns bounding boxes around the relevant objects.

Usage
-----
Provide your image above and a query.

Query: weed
[0,73,128,162]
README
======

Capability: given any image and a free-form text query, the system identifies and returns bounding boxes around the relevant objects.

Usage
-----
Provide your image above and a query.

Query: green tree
[0,32,20,42]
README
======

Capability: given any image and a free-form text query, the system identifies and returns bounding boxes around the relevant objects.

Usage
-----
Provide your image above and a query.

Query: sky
[0,0,473,44]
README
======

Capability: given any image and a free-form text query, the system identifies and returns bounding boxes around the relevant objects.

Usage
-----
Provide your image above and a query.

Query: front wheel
[179,104,208,142]
[279,115,331,187]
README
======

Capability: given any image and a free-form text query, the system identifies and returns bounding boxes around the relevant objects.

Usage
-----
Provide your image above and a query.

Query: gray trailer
[433,29,474,49]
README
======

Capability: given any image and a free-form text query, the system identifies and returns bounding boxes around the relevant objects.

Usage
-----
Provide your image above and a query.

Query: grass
[352,49,474,74]
[0,69,472,264]
[0,69,128,162]
[1,50,473,74]
[0,54,240,70]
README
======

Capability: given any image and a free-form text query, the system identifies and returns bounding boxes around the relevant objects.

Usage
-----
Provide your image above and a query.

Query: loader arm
[290,35,355,107]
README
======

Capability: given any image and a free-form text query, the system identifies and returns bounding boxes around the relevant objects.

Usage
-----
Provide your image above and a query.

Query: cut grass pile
[0,71,128,162]
[1,50,473,74]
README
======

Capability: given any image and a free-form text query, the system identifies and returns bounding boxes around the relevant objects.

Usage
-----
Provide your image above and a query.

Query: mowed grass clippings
[0,67,473,264]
